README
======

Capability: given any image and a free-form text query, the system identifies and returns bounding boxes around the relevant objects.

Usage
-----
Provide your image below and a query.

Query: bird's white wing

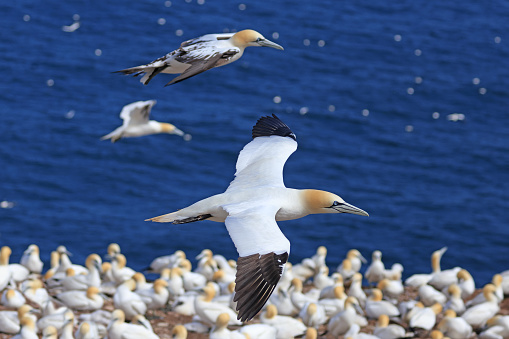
[223,201,290,322]
[226,114,297,192]
[179,33,235,48]
[119,100,155,127]
[226,136,297,192]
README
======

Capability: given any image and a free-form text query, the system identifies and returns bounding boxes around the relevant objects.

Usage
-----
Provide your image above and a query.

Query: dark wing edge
[252,114,296,141]
[233,252,289,322]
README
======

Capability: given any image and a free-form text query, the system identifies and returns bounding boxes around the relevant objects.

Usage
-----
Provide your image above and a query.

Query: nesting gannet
[22,279,50,307]
[457,269,475,299]
[338,249,366,274]
[209,313,245,339]
[75,321,100,339]
[347,273,367,308]
[131,314,154,333]
[365,288,400,319]
[1,246,30,283]
[479,315,509,339]
[259,304,307,338]
[147,114,368,322]
[467,274,504,307]
[0,246,12,290]
[409,302,442,330]
[101,100,187,142]
[377,278,404,300]
[61,253,102,291]
[461,283,500,328]
[365,250,385,284]
[318,285,346,316]
[11,316,38,339]
[59,311,75,339]
[55,286,104,311]
[113,279,147,320]
[107,309,159,339]
[405,247,448,287]
[299,302,327,328]
[383,263,404,280]
[172,325,188,339]
[437,309,472,339]
[445,284,466,315]
[111,254,136,284]
[373,314,406,339]
[20,244,43,274]
[42,325,58,339]
[318,272,343,299]
[327,296,365,337]
[136,279,170,309]
[149,250,186,273]
[418,283,447,306]
[1,288,26,309]
[115,29,284,86]
[194,284,241,326]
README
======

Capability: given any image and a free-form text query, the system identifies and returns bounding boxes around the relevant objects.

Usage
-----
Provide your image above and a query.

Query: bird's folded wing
[223,202,290,321]
[180,33,235,47]
[226,137,297,192]
[120,101,154,127]
[167,49,239,85]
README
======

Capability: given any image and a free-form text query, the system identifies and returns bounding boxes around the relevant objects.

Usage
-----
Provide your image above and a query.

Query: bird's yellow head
[302,189,368,216]
[232,29,284,50]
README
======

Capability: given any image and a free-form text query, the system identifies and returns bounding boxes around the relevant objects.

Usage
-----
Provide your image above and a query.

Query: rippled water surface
[1,0,508,284]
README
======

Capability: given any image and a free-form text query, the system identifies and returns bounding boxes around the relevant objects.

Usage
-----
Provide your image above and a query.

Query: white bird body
[428,267,461,291]
[75,321,100,339]
[327,297,364,337]
[409,303,442,330]
[374,314,406,339]
[20,245,43,274]
[377,278,404,300]
[56,286,104,311]
[1,289,26,308]
[260,304,307,339]
[298,302,327,328]
[365,250,385,284]
[405,247,449,287]
[318,285,346,316]
[0,310,19,334]
[136,279,170,310]
[149,250,186,273]
[461,284,500,328]
[348,273,367,307]
[194,285,241,326]
[445,284,466,315]
[108,310,159,339]
[437,310,473,339]
[147,115,368,322]
[61,254,102,291]
[101,100,186,142]
[479,315,509,339]
[418,284,447,306]
[209,313,246,339]
[116,29,284,86]
[238,323,277,339]
[22,279,50,307]
[113,280,147,320]
[365,289,400,319]
[172,293,197,316]
[457,269,476,299]
[11,317,38,339]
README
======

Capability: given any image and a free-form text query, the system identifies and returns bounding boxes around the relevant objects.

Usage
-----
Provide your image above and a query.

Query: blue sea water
[1,0,508,285]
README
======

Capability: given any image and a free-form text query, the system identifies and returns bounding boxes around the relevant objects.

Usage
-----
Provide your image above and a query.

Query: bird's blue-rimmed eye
[332,201,340,207]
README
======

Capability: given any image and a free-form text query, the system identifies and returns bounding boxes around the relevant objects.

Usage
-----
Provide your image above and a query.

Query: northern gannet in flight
[115,29,284,86]
[101,100,187,142]
[146,114,368,322]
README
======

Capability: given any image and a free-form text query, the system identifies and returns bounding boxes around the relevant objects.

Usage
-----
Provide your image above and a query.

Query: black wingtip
[252,114,296,141]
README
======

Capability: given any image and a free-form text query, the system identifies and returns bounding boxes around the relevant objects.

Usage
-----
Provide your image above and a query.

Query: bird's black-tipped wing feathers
[252,114,296,140]
[234,252,288,322]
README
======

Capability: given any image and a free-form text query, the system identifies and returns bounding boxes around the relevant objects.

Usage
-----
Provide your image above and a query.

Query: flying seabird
[115,29,284,86]
[101,100,188,143]
[146,114,368,322]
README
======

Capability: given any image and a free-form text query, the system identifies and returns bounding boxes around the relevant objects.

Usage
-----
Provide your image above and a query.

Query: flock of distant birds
[0,243,509,339]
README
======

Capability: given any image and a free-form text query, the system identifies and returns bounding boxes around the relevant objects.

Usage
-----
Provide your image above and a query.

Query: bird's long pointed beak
[173,127,185,137]
[334,202,369,216]
[258,39,284,50]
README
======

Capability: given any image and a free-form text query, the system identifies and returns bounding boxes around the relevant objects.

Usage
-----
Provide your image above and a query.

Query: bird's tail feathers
[114,66,166,85]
